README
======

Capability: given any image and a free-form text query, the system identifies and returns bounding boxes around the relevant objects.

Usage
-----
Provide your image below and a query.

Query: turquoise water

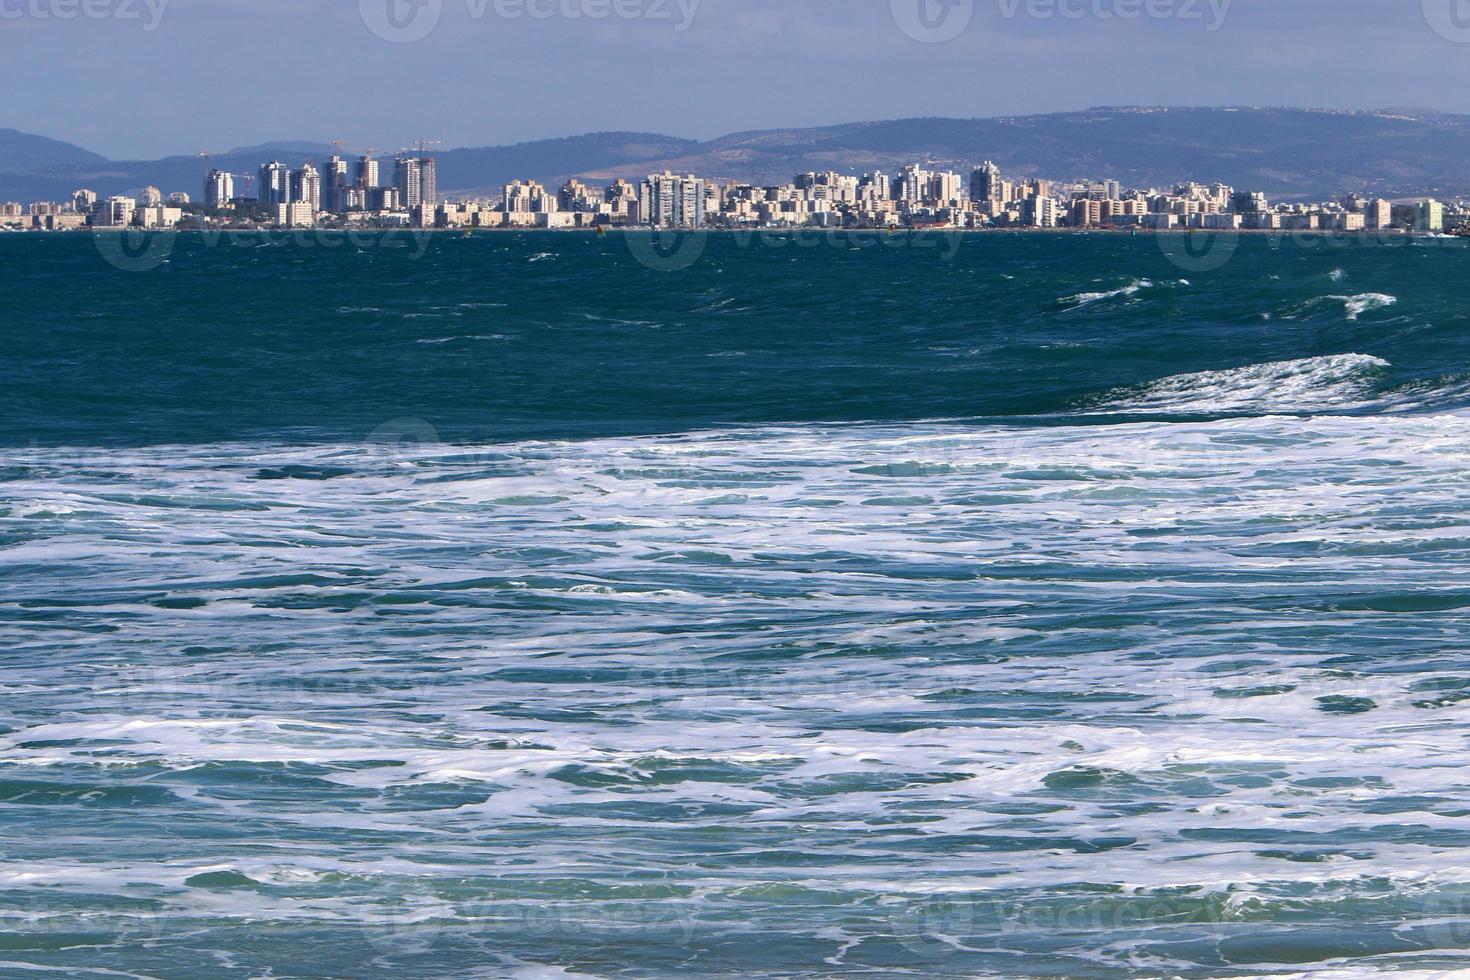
[5,230,1470,977]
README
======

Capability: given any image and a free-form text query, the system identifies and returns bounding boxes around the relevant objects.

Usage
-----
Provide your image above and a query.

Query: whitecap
[1332,292,1397,320]
[1093,353,1392,415]
[1060,279,1152,307]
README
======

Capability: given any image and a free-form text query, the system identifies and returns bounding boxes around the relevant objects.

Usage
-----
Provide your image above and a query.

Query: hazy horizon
[7,0,1470,159]
[13,102,1465,162]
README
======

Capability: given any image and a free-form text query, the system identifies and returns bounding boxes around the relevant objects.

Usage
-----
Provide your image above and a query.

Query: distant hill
[0,129,107,175]
[224,141,334,157]
[571,107,1470,201]
[435,132,701,199]
[4,108,1470,203]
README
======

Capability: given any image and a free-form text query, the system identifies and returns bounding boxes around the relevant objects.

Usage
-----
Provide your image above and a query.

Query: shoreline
[6,225,1445,239]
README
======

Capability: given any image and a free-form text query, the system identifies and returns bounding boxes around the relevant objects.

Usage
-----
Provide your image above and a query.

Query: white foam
[1060,278,1151,307]
[1095,353,1392,415]
[9,414,1470,972]
[1333,292,1398,320]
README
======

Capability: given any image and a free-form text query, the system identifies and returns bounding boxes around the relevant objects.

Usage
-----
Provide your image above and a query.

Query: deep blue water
[4,229,1470,978]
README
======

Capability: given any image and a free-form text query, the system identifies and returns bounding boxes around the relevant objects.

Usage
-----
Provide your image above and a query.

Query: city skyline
[7,148,1459,238]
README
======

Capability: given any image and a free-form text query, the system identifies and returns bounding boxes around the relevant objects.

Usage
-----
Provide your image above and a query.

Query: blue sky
[3,0,1468,158]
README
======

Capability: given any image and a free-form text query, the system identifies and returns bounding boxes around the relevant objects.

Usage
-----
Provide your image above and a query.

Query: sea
[4,228,1470,978]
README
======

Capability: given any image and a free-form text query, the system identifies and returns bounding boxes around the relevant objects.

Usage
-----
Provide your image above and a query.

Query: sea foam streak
[1060,278,1152,306]
[7,412,1470,975]
[1094,353,1392,415]
[1333,292,1398,320]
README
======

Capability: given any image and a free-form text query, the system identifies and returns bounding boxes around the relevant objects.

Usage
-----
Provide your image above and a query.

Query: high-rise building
[259,162,291,207]
[323,155,349,212]
[929,171,963,206]
[72,189,97,213]
[355,154,380,190]
[860,171,890,202]
[970,161,1001,203]
[1367,198,1394,230]
[291,163,321,212]
[1230,190,1268,214]
[389,156,437,211]
[1071,198,1102,227]
[367,186,400,211]
[419,157,436,209]
[168,192,190,205]
[1418,199,1445,232]
[206,170,235,210]
[893,165,930,204]
[276,201,315,228]
[503,180,552,213]
[139,186,162,207]
[99,196,137,227]
[639,171,705,228]
[1020,195,1058,228]
[559,179,599,212]
[604,179,637,222]
[394,157,422,208]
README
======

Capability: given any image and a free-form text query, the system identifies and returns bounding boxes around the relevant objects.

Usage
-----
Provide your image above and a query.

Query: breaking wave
[1094,353,1394,415]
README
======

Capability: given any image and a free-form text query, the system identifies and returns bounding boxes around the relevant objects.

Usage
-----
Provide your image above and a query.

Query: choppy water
[6,230,1470,978]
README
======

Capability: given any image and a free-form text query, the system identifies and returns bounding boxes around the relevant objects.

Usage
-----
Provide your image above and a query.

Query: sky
[4,0,1470,159]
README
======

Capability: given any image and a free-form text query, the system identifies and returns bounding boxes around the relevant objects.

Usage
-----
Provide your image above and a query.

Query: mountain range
[4,107,1469,204]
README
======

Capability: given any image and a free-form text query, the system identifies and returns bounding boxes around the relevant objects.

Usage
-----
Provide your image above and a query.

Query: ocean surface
[5,229,1470,978]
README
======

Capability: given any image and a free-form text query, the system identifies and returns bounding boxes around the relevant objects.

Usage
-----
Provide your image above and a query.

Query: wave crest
[1094,353,1392,415]
[1333,293,1397,321]
[1060,279,1152,307]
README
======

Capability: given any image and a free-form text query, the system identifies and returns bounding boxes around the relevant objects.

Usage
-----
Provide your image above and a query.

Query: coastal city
[2,149,1466,235]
